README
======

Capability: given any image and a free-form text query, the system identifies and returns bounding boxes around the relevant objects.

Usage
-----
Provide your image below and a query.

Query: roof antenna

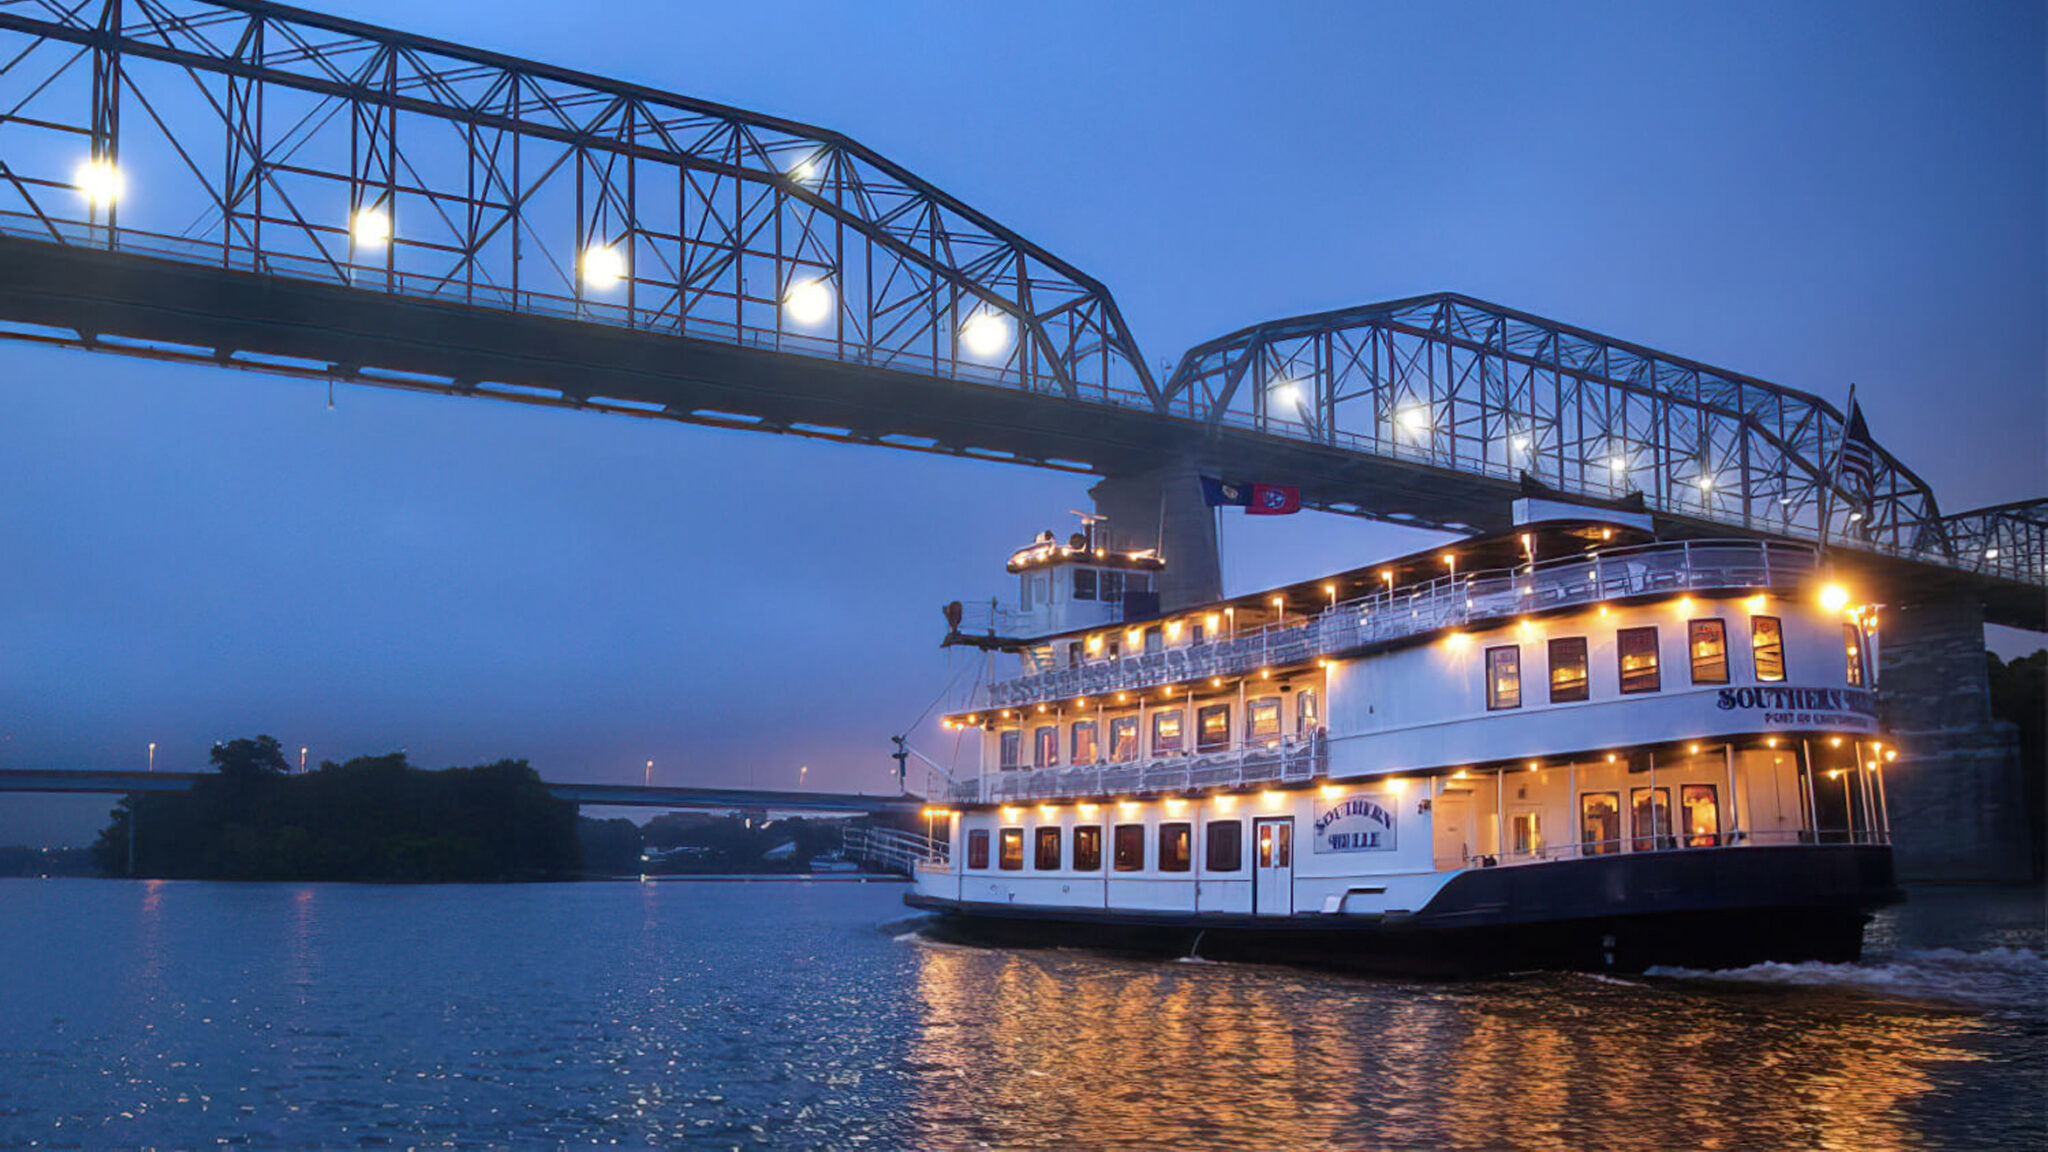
[327,377,335,411]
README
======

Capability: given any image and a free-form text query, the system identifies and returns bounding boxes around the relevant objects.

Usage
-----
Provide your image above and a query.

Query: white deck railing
[947,732,1325,804]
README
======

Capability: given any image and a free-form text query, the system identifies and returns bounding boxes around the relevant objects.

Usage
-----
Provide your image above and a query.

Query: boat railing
[949,731,1326,803]
[1462,825,1890,869]
[982,538,1813,710]
[840,825,947,873]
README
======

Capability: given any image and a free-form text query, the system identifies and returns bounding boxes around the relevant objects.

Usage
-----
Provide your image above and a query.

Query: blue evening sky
[2,0,2041,844]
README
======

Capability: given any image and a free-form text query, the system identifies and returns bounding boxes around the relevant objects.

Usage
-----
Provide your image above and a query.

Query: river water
[0,878,2039,1150]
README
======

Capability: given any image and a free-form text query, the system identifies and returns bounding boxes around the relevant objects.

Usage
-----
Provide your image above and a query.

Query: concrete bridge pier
[1089,461,1223,612]
[1878,596,2033,881]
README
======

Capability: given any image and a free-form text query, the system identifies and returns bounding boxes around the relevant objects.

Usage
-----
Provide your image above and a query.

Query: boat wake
[1647,946,2048,1013]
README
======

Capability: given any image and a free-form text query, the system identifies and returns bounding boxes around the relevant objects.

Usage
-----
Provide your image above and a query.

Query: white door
[1432,792,1473,870]
[1253,817,1293,916]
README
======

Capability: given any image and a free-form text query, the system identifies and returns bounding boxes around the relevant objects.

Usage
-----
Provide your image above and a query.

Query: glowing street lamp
[1397,406,1432,433]
[147,742,155,773]
[645,759,654,787]
[960,309,1011,358]
[581,243,628,291]
[351,206,391,249]
[74,157,123,208]
[782,277,834,326]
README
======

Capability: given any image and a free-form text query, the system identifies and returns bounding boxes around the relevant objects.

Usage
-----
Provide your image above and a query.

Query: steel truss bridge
[0,0,2038,627]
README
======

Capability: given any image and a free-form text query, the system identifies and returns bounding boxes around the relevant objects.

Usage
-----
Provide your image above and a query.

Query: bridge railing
[981,538,1814,711]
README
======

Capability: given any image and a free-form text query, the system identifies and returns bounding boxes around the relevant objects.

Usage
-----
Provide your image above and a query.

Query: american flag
[1834,397,1878,497]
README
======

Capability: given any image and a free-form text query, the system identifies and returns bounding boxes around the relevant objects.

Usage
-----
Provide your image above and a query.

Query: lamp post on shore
[147,742,155,773]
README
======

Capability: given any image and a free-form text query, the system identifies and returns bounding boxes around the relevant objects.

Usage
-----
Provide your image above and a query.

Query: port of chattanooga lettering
[1313,794,1398,853]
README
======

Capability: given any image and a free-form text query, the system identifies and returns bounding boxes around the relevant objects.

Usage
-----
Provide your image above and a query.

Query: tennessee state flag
[1247,483,1301,515]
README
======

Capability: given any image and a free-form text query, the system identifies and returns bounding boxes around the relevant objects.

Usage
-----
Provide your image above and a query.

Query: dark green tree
[211,734,291,780]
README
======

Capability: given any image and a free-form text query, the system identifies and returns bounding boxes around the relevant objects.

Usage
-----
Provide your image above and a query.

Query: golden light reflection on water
[904,943,1996,1149]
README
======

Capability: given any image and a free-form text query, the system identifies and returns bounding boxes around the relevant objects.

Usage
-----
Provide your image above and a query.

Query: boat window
[1073,826,1103,871]
[1247,697,1281,739]
[967,829,990,869]
[1256,821,1292,868]
[1073,568,1097,601]
[1144,626,1163,654]
[1020,573,1033,610]
[1511,812,1541,856]
[1689,619,1729,685]
[1033,725,1058,769]
[1681,784,1721,848]
[1581,792,1621,856]
[1297,690,1319,734]
[1843,624,1866,687]
[1206,820,1243,872]
[1752,616,1786,682]
[1101,570,1124,603]
[1192,620,1206,645]
[1197,704,1232,752]
[1034,826,1062,870]
[1549,637,1590,703]
[998,828,1024,870]
[1152,709,1184,755]
[1109,716,1139,762]
[999,730,1021,771]
[1113,824,1146,871]
[1618,627,1661,694]
[1070,721,1099,765]
[1630,787,1673,851]
[1486,645,1522,710]
[1159,823,1192,872]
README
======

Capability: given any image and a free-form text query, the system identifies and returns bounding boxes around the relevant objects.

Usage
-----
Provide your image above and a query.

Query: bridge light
[351,206,391,249]
[783,277,834,326]
[1609,456,1627,473]
[1513,435,1531,451]
[960,310,1012,358]
[74,157,124,206]
[581,244,627,291]
[789,155,822,184]
[1397,405,1432,433]
[1985,548,2001,560]
[1819,583,1851,612]
[1270,380,1304,410]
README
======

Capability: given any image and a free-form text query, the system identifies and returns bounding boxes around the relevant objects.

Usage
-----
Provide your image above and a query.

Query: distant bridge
[0,769,923,816]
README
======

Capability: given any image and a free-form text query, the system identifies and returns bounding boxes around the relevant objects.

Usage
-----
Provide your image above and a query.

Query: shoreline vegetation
[89,736,870,883]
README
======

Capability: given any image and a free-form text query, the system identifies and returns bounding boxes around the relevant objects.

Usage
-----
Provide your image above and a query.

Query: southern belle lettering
[1716,686,1877,730]
[1312,794,1398,854]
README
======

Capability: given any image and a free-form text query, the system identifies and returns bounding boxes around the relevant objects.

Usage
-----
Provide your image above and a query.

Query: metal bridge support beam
[1089,462,1223,612]
[1878,597,2032,881]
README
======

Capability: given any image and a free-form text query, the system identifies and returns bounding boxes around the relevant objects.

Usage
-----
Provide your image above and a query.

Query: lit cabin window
[1152,709,1184,755]
[1688,619,1730,685]
[1032,725,1058,768]
[998,827,1024,870]
[1617,627,1661,694]
[966,829,990,869]
[1843,624,1866,687]
[1752,616,1786,682]
[1113,824,1145,871]
[1630,787,1673,851]
[1073,826,1103,871]
[999,730,1021,771]
[1296,690,1319,734]
[1682,784,1721,847]
[1159,823,1192,872]
[1511,812,1541,856]
[1034,826,1062,870]
[1486,645,1522,709]
[1247,697,1281,740]
[1197,704,1231,752]
[1549,637,1589,702]
[1073,568,1097,601]
[1109,716,1139,761]
[1581,792,1621,856]
[1071,721,1099,765]
[1206,820,1243,871]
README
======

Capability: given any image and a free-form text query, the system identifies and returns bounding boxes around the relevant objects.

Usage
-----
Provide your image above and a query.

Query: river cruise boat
[905,499,1902,974]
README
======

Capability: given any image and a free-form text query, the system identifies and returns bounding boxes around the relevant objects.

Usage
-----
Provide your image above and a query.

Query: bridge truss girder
[1938,500,2048,586]
[0,0,1155,406]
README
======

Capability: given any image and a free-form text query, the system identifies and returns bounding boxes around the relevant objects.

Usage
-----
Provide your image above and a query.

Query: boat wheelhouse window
[1073,568,1097,601]
[1197,704,1232,752]
[998,828,1024,870]
[1681,784,1721,848]
[1206,820,1243,872]
[999,730,1022,771]
[1843,624,1866,687]
[966,829,990,869]
[1617,627,1661,694]
[1033,725,1058,769]
[1752,616,1786,682]
[1245,697,1281,741]
[1296,690,1319,734]
[1630,787,1673,852]
[1688,619,1729,685]
[1549,637,1590,703]
[1073,826,1103,871]
[1511,812,1541,856]
[1034,826,1062,870]
[1071,721,1099,765]
[1581,792,1621,856]
[1159,823,1192,872]
[1144,626,1164,654]
[1113,824,1145,871]
[1486,645,1522,710]
[1152,709,1184,755]
[1109,716,1139,761]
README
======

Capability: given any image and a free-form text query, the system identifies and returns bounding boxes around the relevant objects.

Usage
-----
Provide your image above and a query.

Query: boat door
[1253,817,1294,916]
